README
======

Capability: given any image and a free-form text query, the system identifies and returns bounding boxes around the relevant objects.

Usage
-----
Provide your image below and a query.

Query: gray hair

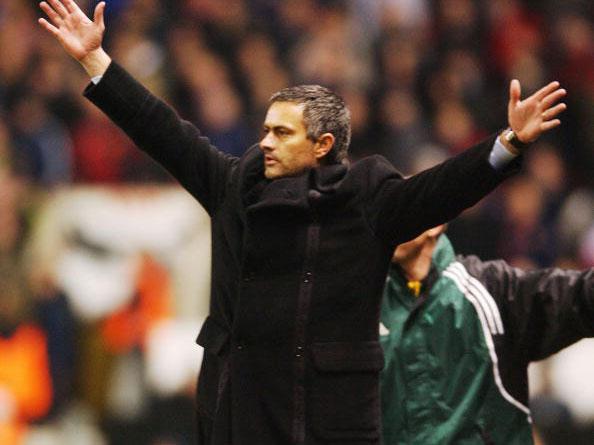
[270,85,351,163]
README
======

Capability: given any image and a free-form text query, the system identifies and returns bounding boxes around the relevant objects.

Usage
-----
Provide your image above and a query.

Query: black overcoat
[85,63,519,445]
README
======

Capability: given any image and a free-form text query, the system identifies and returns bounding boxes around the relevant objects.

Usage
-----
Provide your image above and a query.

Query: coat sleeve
[367,134,519,246]
[462,255,594,361]
[83,62,238,215]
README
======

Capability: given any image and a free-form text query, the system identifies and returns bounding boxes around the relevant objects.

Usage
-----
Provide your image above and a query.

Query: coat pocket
[195,316,230,419]
[309,341,384,442]
[196,316,230,356]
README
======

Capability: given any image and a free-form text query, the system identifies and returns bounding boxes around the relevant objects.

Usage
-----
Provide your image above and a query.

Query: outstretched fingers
[47,0,69,19]
[509,79,521,107]
[533,81,561,101]
[39,1,62,26]
[38,17,61,37]
[539,88,566,131]
[540,119,561,132]
[62,0,79,13]
[541,88,567,110]
[543,103,567,120]
[93,2,106,28]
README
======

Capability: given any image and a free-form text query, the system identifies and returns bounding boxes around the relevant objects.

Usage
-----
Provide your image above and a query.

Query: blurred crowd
[1,0,593,444]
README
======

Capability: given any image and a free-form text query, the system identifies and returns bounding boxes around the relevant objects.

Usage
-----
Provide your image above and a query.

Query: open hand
[38,0,106,61]
[508,79,567,144]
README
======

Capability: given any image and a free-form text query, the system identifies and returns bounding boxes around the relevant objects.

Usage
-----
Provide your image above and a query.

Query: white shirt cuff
[489,138,518,169]
[91,75,103,85]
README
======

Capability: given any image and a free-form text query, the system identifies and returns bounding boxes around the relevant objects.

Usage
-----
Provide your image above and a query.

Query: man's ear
[314,133,335,160]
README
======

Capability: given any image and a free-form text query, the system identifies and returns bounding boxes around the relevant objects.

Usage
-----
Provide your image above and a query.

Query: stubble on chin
[263,165,280,179]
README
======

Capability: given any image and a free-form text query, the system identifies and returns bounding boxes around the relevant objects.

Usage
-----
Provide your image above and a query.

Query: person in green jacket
[380,225,594,445]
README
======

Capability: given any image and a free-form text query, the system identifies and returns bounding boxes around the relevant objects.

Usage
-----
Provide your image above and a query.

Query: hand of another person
[507,79,567,146]
[38,0,110,76]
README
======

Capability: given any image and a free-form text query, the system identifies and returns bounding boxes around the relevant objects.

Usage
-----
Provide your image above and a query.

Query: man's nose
[259,133,274,151]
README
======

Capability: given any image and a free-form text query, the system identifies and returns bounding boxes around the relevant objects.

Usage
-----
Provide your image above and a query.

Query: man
[37,1,567,444]
[380,226,594,444]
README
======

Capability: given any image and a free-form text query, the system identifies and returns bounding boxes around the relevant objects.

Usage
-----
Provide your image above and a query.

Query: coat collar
[240,149,349,214]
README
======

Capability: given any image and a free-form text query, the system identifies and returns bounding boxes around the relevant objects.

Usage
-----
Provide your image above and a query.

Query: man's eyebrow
[263,124,293,131]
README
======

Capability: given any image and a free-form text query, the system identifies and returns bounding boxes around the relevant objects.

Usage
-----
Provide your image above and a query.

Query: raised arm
[371,79,567,246]
[38,0,238,214]
[38,0,111,78]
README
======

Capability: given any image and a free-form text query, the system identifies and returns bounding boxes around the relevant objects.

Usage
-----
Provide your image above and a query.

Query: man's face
[260,101,318,179]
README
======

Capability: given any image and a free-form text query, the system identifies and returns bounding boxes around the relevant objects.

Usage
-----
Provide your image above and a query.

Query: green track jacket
[380,235,594,445]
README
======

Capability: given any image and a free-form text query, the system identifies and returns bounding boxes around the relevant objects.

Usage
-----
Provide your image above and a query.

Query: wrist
[80,48,111,78]
[499,128,529,154]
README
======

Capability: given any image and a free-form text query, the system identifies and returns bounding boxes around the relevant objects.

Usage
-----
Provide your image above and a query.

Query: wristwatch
[503,128,530,151]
